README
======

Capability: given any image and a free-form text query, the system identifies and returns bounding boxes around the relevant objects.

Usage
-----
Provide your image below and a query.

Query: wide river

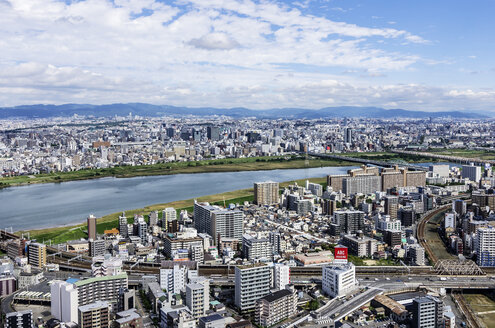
[0,166,357,231]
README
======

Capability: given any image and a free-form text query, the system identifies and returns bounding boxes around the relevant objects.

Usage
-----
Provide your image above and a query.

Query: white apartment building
[273,264,290,290]
[51,281,78,323]
[185,277,209,319]
[160,265,187,294]
[476,226,495,267]
[235,263,271,312]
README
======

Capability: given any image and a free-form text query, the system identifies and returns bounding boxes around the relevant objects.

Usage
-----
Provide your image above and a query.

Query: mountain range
[0,103,489,119]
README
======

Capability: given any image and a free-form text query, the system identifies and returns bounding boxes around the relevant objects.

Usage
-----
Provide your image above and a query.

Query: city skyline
[1,0,495,112]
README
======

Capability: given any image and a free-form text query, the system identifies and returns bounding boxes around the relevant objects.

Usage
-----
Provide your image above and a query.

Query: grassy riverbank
[17,176,327,245]
[426,148,495,160]
[0,155,352,189]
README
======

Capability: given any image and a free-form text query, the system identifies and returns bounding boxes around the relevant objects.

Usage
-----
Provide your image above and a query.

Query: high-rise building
[255,285,297,327]
[411,296,444,328]
[384,196,399,219]
[194,202,244,243]
[269,231,282,254]
[273,264,290,290]
[307,182,323,197]
[322,263,357,298]
[398,207,415,227]
[235,264,271,312]
[135,217,148,245]
[429,164,450,178]
[118,213,128,238]
[89,239,106,257]
[160,265,187,294]
[207,126,220,141]
[254,181,279,205]
[79,301,110,328]
[0,276,17,297]
[452,199,467,216]
[476,226,495,267]
[326,174,350,192]
[462,164,482,182]
[342,234,377,258]
[342,175,381,195]
[242,234,272,261]
[344,128,352,143]
[51,280,79,323]
[322,199,337,216]
[333,211,365,235]
[5,310,33,328]
[186,277,209,319]
[87,215,97,241]
[7,239,25,260]
[27,242,46,268]
[162,208,177,230]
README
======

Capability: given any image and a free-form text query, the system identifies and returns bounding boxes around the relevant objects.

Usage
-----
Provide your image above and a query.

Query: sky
[0,0,495,112]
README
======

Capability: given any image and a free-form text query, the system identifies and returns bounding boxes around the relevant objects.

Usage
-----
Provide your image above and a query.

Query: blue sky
[0,0,494,112]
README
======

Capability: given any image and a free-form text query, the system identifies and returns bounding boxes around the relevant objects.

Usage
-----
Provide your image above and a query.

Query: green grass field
[464,293,495,328]
[18,176,329,245]
[427,148,495,160]
[0,155,353,189]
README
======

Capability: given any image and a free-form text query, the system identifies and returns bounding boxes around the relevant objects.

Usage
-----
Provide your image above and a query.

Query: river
[0,166,356,231]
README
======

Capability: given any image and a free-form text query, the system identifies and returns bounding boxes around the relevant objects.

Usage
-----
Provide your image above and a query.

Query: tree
[308,299,319,311]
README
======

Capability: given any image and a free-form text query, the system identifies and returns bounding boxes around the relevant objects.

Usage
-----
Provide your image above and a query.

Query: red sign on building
[334,247,348,260]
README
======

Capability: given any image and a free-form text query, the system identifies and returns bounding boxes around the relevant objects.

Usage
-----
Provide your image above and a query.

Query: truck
[439,277,447,281]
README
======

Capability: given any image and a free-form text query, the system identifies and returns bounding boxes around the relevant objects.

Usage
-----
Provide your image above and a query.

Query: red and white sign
[334,247,348,260]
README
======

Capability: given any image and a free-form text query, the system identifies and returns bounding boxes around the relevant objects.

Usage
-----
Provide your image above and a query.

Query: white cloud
[0,0,491,111]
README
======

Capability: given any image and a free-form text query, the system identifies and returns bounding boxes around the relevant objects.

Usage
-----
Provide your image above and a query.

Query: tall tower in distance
[87,214,97,240]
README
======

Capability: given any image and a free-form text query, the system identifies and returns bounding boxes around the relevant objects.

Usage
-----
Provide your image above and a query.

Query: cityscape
[1,1,495,328]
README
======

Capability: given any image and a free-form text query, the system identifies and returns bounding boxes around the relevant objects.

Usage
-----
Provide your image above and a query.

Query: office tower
[235,264,271,312]
[411,296,444,328]
[462,164,482,182]
[162,207,177,230]
[269,231,282,254]
[166,127,175,138]
[385,229,402,248]
[333,210,365,235]
[194,202,243,243]
[273,264,290,290]
[476,226,495,267]
[342,175,381,195]
[160,265,187,294]
[452,199,467,216]
[344,128,352,143]
[5,310,33,328]
[186,277,209,319]
[79,301,110,328]
[254,181,279,205]
[207,126,220,141]
[255,285,297,327]
[408,245,425,266]
[384,196,399,219]
[322,263,357,298]
[242,234,272,261]
[118,213,128,238]
[74,273,128,307]
[87,215,97,241]
[51,280,79,323]
[117,288,135,312]
[398,207,415,227]
[27,242,46,268]
[89,239,106,257]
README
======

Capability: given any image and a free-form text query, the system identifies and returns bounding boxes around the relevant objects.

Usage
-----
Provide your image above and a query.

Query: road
[263,218,329,243]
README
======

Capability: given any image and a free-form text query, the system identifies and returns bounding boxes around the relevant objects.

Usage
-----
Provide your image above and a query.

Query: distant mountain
[0,103,489,119]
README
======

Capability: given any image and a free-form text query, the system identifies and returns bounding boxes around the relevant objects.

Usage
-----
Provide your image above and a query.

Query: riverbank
[0,155,351,189]
[17,176,327,244]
